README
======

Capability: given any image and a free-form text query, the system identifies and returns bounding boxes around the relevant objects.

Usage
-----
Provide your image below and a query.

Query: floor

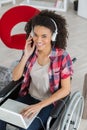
[0,0,87,130]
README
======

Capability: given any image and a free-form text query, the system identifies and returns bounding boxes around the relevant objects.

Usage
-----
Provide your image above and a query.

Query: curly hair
[24,10,68,50]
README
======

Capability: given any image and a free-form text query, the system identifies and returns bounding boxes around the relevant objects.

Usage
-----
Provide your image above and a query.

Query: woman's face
[32,25,52,51]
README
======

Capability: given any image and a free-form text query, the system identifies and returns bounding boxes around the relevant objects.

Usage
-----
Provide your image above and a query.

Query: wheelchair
[0,73,84,130]
[0,5,84,130]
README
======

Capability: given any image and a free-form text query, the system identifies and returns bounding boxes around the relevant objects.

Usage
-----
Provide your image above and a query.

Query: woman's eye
[42,35,47,38]
[33,34,47,39]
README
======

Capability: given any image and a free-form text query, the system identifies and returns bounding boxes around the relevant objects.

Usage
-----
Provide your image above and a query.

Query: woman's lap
[18,94,54,130]
[0,94,54,130]
[20,104,53,130]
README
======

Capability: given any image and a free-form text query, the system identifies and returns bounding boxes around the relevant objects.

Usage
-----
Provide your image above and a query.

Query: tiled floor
[0,1,87,130]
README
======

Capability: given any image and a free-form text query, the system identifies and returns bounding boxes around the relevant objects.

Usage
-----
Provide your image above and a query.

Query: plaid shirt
[19,48,73,96]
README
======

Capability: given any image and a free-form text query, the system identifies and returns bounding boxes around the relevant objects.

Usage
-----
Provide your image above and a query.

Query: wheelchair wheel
[59,91,84,130]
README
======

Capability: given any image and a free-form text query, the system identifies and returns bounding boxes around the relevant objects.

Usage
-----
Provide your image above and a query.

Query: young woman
[0,10,73,130]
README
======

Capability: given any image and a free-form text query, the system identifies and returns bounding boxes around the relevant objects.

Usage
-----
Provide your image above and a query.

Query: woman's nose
[36,37,42,42]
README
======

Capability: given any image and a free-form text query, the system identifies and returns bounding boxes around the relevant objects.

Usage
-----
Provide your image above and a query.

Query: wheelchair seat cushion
[0,66,12,91]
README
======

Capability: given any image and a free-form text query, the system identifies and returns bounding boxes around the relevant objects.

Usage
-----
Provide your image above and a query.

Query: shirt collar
[35,48,58,61]
[49,48,58,61]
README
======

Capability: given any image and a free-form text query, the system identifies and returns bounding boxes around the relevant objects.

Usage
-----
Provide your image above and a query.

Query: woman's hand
[24,35,35,59]
[20,103,43,118]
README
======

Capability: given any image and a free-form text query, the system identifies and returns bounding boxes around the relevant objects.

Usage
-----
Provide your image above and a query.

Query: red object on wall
[0,5,40,50]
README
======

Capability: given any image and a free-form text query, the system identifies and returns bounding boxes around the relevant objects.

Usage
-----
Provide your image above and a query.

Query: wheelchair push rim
[60,91,84,130]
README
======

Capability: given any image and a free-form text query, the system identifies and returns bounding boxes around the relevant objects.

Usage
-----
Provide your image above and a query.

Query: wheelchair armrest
[50,94,70,118]
[0,77,23,104]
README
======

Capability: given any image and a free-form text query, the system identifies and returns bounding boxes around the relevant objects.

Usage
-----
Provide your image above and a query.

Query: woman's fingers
[20,104,41,118]
[20,106,36,118]
[25,37,33,48]
[24,35,35,58]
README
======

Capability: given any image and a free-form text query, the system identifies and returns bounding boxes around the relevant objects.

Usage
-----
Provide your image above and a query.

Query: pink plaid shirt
[19,48,73,96]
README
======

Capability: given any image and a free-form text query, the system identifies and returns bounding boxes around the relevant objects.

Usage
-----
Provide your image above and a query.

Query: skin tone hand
[20,102,43,118]
[20,77,71,119]
[24,35,35,59]
[12,35,36,81]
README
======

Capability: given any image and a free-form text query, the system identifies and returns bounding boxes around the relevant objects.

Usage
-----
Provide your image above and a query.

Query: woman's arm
[40,76,71,108]
[12,55,29,81]
[21,76,71,118]
[12,35,35,81]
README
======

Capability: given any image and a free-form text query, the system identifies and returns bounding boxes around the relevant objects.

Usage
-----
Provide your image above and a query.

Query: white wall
[78,0,87,19]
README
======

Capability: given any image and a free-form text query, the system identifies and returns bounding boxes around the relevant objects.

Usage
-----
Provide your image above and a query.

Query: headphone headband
[50,18,58,42]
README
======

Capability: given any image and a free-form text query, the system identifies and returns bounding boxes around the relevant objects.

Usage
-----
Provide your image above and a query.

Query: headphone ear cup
[52,32,56,42]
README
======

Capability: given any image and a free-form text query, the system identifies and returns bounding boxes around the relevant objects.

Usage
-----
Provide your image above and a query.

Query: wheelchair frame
[46,91,84,130]
[0,79,84,130]
[60,91,84,130]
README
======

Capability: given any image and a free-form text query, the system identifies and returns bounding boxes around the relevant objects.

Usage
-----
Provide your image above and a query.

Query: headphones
[30,18,58,42]
[51,18,58,42]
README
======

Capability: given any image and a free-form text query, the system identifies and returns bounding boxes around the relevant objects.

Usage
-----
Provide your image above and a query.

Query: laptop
[0,99,39,129]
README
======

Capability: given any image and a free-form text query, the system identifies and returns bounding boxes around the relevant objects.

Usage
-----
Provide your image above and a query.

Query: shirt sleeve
[61,51,73,79]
